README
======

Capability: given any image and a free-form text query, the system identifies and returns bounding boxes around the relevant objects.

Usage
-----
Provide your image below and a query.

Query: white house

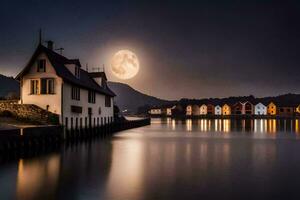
[186,105,192,116]
[16,42,116,129]
[166,106,176,116]
[214,105,222,115]
[149,105,175,116]
[166,108,172,116]
[149,108,162,115]
[199,104,207,115]
[255,102,267,115]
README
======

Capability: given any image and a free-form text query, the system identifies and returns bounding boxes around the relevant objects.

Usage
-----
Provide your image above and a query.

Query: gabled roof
[221,103,231,107]
[232,102,243,107]
[16,45,115,97]
[254,102,267,106]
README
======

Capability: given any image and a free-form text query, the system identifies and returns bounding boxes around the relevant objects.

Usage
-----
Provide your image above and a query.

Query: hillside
[179,94,300,107]
[107,82,174,113]
[0,74,19,99]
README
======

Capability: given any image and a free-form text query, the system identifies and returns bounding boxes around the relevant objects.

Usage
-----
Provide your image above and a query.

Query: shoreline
[150,115,300,120]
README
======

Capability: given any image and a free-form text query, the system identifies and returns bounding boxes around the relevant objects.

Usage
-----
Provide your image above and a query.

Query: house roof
[254,102,267,106]
[16,45,115,97]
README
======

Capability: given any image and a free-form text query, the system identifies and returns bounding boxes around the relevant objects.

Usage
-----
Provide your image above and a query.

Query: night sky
[0,0,300,100]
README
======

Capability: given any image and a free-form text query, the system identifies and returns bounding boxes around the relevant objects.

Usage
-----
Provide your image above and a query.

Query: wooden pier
[0,118,150,154]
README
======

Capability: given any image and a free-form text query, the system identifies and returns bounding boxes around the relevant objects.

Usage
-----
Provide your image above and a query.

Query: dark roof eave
[63,78,115,97]
[15,45,44,80]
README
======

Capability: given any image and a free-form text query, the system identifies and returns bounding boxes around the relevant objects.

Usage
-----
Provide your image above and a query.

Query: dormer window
[75,66,80,79]
[37,59,46,72]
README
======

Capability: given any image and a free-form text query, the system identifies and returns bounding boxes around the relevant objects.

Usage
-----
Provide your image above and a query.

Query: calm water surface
[1,118,300,200]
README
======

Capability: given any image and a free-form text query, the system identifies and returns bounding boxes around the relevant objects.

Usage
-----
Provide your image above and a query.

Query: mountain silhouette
[107,81,173,113]
[0,74,19,99]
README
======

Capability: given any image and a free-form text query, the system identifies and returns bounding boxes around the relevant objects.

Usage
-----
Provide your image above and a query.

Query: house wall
[215,106,222,115]
[62,83,114,129]
[172,105,184,116]
[166,108,172,116]
[150,109,161,115]
[255,103,267,115]
[296,106,300,114]
[192,105,200,116]
[207,105,214,115]
[200,105,207,115]
[65,64,76,76]
[161,108,167,115]
[186,105,192,116]
[93,77,103,87]
[232,103,243,115]
[222,104,231,115]
[277,107,294,116]
[243,102,254,115]
[267,103,277,115]
[20,53,63,116]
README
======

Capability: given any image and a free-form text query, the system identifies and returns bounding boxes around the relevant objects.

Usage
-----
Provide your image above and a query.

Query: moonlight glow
[111,50,139,80]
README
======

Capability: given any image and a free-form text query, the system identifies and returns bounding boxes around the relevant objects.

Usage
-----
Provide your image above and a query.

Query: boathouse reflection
[156,118,300,134]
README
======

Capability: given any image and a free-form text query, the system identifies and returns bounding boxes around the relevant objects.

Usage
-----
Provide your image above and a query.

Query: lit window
[30,80,39,94]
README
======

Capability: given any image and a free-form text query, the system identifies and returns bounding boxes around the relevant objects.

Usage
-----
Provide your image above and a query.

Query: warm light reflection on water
[171,119,176,130]
[223,119,230,133]
[105,139,144,199]
[296,119,299,134]
[186,119,192,131]
[16,155,60,200]
[158,118,300,137]
[2,119,300,200]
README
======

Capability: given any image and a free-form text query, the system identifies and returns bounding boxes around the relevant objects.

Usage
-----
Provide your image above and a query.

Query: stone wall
[0,100,59,125]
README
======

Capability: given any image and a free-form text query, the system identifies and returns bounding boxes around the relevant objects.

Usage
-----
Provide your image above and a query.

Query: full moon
[111,50,140,80]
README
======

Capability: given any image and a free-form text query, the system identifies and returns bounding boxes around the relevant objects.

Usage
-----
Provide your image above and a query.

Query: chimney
[47,40,54,50]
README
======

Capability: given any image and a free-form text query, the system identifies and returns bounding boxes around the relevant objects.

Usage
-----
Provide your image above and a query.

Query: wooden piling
[0,118,150,154]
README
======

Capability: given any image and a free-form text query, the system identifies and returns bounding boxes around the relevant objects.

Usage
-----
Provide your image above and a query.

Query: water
[1,118,300,200]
